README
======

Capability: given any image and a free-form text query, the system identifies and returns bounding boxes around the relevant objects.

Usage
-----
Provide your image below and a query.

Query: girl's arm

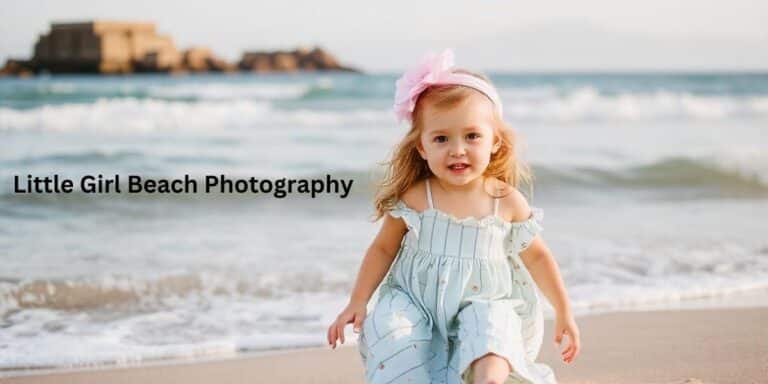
[504,189,580,362]
[521,238,581,364]
[348,214,407,306]
[520,238,571,316]
[327,211,407,348]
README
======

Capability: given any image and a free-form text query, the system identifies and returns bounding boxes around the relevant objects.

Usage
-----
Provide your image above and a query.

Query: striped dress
[357,179,557,383]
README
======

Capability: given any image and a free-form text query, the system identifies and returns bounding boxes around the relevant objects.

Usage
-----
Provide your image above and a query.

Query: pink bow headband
[393,48,503,124]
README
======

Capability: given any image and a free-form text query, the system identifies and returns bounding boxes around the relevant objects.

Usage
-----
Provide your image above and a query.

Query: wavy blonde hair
[372,69,534,221]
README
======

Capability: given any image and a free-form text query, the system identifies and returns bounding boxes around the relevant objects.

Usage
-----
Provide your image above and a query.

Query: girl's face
[416,92,500,187]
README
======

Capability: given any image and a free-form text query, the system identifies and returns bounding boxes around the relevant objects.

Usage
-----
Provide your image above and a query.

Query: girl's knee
[470,352,512,383]
[472,352,512,369]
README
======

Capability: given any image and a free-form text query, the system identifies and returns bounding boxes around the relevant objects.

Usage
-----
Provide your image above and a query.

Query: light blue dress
[357,179,557,383]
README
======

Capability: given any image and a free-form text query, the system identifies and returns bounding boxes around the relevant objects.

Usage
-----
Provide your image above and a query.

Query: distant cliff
[239,47,357,73]
[0,21,360,76]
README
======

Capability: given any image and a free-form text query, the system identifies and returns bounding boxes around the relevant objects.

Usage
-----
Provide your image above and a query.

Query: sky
[2,0,767,72]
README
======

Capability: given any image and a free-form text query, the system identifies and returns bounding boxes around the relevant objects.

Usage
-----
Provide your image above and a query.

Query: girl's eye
[433,136,447,143]
[467,133,481,140]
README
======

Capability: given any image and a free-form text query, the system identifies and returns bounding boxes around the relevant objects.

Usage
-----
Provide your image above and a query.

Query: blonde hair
[372,69,534,221]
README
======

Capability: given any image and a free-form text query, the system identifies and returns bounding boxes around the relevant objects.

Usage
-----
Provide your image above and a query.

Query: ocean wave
[3,150,237,167]
[0,271,344,371]
[0,257,765,372]
[0,270,349,315]
[0,79,315,102]
[535,156,768,196]
[501,86,768,121]
[147,82,313,100]
[4,150,145,166]
[2,86,768,131]
[0,77,383,105]
[0,98,391,132]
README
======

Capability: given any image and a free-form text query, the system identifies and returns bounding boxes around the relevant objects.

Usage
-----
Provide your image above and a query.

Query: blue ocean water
[1,72,767,372]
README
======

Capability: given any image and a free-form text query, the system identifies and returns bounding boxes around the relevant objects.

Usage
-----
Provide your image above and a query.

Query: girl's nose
[450,143,466,157]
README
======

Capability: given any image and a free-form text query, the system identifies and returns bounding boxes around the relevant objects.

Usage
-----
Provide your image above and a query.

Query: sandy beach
[3,306,765,384]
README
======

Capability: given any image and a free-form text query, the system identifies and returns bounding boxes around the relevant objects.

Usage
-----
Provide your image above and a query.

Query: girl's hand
[554,312,581,364]
[327,301,367,349]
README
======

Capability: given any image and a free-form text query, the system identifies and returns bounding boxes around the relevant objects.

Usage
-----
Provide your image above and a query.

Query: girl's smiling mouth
[448,163,470,173]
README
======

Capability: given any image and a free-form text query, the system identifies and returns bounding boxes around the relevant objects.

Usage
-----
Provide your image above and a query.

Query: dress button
[379,363,385,369]
[471,285,479,292]
[440,279,446,284]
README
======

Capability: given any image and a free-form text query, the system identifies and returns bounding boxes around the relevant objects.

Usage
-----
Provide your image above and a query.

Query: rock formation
[182,47,236,72]
[0,59,34,77]
[0,21,359,76]
[239,46,357,73]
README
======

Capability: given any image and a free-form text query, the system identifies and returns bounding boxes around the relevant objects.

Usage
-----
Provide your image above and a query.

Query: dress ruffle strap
[506,206,544,254]
[387,200,422,240]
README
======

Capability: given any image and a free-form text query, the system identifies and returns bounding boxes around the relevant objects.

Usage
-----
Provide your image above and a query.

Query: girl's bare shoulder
[495,181,532,223]
[399,178,430,212]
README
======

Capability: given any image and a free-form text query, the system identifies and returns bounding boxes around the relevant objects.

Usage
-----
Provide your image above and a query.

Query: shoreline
[4,288,767,377]
[3,305,766,383]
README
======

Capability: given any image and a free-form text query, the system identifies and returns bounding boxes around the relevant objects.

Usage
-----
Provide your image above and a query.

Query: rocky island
[0,21,360,76]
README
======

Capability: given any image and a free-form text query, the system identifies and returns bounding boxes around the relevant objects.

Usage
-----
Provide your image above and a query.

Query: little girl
[327,49,580,384]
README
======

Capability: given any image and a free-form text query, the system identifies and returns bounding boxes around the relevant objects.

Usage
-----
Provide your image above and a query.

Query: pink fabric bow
[393,48,504,124]
[393,49,456,124]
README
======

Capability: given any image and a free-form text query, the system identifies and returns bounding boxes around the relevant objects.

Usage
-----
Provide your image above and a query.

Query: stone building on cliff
[33,21,183,73]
